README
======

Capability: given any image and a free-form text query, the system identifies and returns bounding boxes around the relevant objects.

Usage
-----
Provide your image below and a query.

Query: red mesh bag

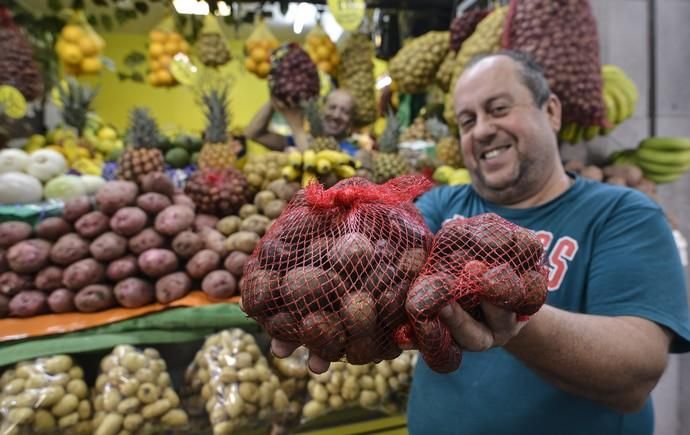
[241,176,433,365]
[401,213,548,373]
[450,8,492,52]
[502,0,605,127]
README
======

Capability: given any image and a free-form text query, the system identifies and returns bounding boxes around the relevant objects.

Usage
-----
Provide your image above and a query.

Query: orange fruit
[164,41,179,55]
[257,61,271,78]
[149,30,166,43]
[61,25,84,43]
[179,40,190,53]
[156,69,174,85]
[245,39,258,52]
[316,45,330,61]
[78,37,99,56]
[250,47,267,63]
[168,32,182,44]
[149,42,164,58]
[149,59,161,71]
[80,56,102,74]
[244,57,257,72]
[158,54,172,68]
[306,34,320,47]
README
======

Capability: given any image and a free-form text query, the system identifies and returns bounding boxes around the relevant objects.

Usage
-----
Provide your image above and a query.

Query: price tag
[0,85,27,119]
[327,0,366,31]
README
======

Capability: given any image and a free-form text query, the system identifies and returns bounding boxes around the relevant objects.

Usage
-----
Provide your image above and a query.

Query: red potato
[154,205,195,236]
[9,290,47,317]
[34,266,63,291]
[172,194,196,211]
[109,207,148,237]
[0,271,32,296]
[282,266,346,310]
[186,249,220,279]
[74,211,110,238]
[95,180,139,215]
[171,231,203,258]
[50,233,90,265]
[329,232,375,275]
[264,312,302,343]
[35,217,72,241]
[7,239,51,273]
[201,270,237,300]
[136,192,172,215]
[63,259,105,290]
[74,284,115,312]
[128,228,166,255]
[155,272,192,304]
[302,311,347,362]
[0,294,8,317]
[47,288,76,313]
[405,273,455,319]
[90,232,127,262]
[62,196,93,222]
[224,251,249,277]
[0,249,7,273]
[346,335,378,365]
[340,291,377,336]
[106,256,139,281]
[397,248,427,278]
[0,221,32,248]
[138,249,179,278]
[194,214,219,232]
[114,277,155,308]
[140,172,175,197]
[240,269,280,317]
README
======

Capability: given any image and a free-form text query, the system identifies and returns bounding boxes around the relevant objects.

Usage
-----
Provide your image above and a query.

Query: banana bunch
[433,165,471,186]
[282,149,361,187]
[559,64,639,144]
[612,137,690,184]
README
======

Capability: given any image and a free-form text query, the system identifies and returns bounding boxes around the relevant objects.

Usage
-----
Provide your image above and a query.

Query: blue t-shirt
[409,175,690,435]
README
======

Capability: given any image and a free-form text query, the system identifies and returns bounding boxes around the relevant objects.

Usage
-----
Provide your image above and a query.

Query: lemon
[250,47,267,63]
[61,43,83,64]
[97,126,117,141]
[244,57,257,73]
[80,56,102,74]
[149,29,166,43]
[148,42,164,58]
[164,41,179,55]
[78,37,99,56]
[0,85,27,119]
[448,169,472,185]
[61,24,84,43]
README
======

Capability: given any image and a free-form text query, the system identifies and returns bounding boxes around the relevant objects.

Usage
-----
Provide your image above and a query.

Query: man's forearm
[244,102,273,140]
[504,305,670,413]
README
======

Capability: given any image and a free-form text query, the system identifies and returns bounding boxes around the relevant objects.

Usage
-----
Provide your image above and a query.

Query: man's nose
[472,114,497,144]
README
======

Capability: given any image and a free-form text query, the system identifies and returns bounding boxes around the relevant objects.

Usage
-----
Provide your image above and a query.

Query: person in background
[269,50,690,435]
[244,89,357,154]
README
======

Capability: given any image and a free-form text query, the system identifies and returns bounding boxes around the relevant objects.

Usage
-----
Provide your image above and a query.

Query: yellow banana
[583,125,601,141]
[281,165,300,181]
[334,164,356,179]
[638,136,690,152]
[301,170,318,187]
[602,91,618,126]
[288,150,303,169]
[316,158,332,174]
[302,150,317,172]
[315,150,352,166]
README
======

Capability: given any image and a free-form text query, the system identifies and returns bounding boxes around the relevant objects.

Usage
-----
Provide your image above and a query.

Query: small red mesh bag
[401,213,548,373]
[241,176,434,365]
[450,8,492,52]
[502,0,605,127]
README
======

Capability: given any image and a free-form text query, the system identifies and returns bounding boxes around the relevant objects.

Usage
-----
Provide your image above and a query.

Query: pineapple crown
[58,77,98,136]
[304,99,325,137]
[425,117,450,141]
[126,107,163,149]
[202,86,229,144]
[379,110,400,154]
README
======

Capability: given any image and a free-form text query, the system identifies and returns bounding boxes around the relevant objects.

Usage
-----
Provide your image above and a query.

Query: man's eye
[491,106,508,115]
[459,118,474,128]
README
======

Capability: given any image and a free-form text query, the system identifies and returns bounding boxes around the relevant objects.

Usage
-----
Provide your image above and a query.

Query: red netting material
[401,213,548,373]
[241,176,433,365]
[502,0,605,127]
[450,8,492,52]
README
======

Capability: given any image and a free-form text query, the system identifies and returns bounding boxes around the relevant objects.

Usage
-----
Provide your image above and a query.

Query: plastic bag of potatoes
[269,346,310,428]
[182,329,289,435]
[301,350,418,421]
[0,355,92,435]
[92,345,188,435]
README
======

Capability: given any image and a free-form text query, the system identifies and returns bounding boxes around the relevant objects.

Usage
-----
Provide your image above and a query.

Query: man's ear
[545,93,562,132]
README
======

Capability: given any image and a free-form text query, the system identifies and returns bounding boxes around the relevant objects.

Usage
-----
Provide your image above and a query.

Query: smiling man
[269,50,690,435]
[244,89,356,153]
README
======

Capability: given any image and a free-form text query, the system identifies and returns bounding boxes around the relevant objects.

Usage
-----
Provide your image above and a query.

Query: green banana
[604,83,631,123]
[603,64,639,108]
[638,136,690,152]
[602,91,618,127]
[559,123,577,143]
[635,146,690,166]
[642,171,684,184]
[583,125,601,141]
[634,158,690,176]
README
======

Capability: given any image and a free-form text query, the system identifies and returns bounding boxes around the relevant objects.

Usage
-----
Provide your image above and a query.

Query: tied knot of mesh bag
[402,213,549,373]
[241,176,434,365]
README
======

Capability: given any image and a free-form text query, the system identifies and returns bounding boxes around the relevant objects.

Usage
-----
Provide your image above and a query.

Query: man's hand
[271,339,330,373]
[271,98,304,128]
[439,301,529,351]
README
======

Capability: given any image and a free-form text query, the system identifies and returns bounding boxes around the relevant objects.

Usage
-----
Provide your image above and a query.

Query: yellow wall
[91,33,269,134]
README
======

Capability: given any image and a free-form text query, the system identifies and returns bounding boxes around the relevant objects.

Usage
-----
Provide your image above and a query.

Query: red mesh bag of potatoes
[241,176,434,365]
[402,213,548,373]
[268,42,320,107]
[502,0,605,127]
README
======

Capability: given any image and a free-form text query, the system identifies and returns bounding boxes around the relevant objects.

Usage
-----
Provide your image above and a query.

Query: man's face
[454,56,561,205]
[322,91,354,138]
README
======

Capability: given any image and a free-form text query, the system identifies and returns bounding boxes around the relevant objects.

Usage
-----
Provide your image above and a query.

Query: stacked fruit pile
[242,152,289,191]
[244,20,279,79]
[197,87,242,171]
[269,43,320,107]
[184,168,252,217]
[338,33,378,127]
[389,31,450,94]
[196,15,231,68]
[55,10,105,76]
[0,174,246,319]
[304,25,340,76]
[0,6,43,102]
[371,112,412,184]
[116,108,166,183]
[610,137,690,184]
[281,149,360,188]
[147,28,191,87]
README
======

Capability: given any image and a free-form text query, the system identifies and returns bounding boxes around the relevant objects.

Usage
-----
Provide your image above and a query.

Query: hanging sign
[327,0,366,31]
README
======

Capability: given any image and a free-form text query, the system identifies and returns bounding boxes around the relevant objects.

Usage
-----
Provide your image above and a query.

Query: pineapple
[197,87,240,170]
[57,77,97,136]
[116,107,165,182]
[373,111,410,183]
[305,100,339,152]
[436,136,463,167]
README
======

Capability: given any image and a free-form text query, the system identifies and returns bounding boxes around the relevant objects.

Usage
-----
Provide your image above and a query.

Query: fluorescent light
[321,11,344,41]
[173,0,231,16]
[293,3,316,34]
[376,75,392,90]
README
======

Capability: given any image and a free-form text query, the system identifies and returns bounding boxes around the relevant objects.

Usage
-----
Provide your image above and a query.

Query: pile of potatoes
[564,160,657,199]
[269,346,310,428]
[0,355,92,435]
[182,329,289,435]
[0,172,263,319]
[301,350,418,421]
[92,344,188,434]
